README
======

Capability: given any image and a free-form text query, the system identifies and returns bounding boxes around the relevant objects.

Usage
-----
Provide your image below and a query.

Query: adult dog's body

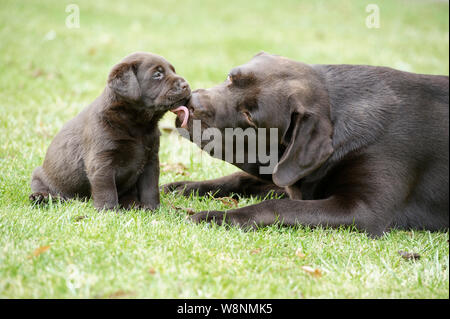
[165,52,449,236]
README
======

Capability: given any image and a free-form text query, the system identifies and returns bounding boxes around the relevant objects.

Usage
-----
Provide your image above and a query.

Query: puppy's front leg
[89,168,119,211]
[137,158,160,211]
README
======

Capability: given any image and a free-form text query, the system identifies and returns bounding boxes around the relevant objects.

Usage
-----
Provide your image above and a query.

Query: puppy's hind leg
[29,166,56,204]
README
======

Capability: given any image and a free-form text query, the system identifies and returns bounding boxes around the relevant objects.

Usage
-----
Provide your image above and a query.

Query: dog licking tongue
[171,106,189,128]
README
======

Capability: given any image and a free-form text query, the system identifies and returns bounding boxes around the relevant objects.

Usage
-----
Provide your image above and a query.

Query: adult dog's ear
[107,62,141,101]
[272,96,334,187]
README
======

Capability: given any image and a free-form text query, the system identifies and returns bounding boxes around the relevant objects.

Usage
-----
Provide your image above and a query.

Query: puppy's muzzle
[169,78,190,96]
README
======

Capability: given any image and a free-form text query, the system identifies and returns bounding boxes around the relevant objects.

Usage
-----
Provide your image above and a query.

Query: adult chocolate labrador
[165,52,449,236]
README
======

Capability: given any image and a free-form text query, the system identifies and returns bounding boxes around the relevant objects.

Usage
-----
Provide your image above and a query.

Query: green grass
[0,0,448,298]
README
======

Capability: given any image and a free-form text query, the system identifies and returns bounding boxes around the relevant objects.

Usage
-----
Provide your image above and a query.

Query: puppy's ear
[107,62,141,101]
[272,96,334,187]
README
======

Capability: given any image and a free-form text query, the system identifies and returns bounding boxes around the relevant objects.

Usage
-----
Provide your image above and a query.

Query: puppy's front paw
[94,202,120,212]
[29,192,49,204]
[136,202,160,211]
[189,211,226,225]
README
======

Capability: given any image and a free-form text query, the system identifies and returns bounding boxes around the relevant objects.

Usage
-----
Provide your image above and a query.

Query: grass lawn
[0,0,448,299]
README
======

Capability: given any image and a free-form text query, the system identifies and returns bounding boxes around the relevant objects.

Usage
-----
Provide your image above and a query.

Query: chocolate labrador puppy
[165,52,449,236]
[30,52,190,211]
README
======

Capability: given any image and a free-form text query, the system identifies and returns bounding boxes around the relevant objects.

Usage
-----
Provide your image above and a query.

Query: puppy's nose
[175,79,189,92]
[180,81,189,91]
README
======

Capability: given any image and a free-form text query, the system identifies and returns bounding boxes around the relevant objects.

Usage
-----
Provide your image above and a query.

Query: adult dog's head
[175,52,334,187]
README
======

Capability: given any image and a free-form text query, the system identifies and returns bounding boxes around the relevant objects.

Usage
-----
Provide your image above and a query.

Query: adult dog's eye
[152,71,164,80]
[242,111,256,126]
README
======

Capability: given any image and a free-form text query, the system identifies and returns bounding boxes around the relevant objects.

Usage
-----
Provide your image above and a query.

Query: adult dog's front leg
[190,197,390,237]
[163,171,287,199]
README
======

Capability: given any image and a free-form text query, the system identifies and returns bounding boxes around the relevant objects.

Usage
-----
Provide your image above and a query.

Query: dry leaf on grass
[31,69,44,78]
[217,197,239,208]
[250,248,262,255]
[87,47,97,56]
[160,126,177,134]
[29,245,50,258]
[148,268,156,275]
[106,290,136,299]
[161,163,190,176]
[170,203,195,215]
[295,248,306,259]
[73,215,88,222]
[398,250,421,260]
[301,266,322,277]
[30,67,60,80]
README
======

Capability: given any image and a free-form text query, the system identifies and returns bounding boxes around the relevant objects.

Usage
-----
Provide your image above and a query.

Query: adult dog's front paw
[189,210,227,225]
[161,181,190,194]
[190,208,263,230]
[161,181,205,197]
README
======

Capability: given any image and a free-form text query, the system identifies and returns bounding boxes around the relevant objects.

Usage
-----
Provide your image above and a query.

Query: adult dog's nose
[188,90,203,112]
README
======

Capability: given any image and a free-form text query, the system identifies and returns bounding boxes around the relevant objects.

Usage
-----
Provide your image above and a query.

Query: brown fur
[164,52,448,236]
[30,52,190,211]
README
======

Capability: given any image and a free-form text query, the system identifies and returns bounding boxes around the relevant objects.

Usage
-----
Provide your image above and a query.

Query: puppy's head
[107,52,190,111]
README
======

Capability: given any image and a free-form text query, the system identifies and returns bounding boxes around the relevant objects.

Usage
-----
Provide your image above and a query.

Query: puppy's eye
[152,71,164,80]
